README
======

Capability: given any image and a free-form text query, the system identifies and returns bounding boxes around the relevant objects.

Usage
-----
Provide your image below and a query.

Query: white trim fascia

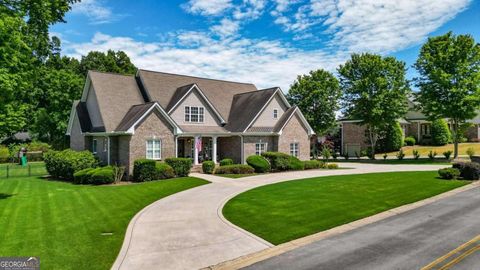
[167,84,226,124]
[276,87,291,107]
[127,102,183,135]
[65,102,77,135]
[84,131,131,136]
[337,119,362,123]
[243,88,281,133]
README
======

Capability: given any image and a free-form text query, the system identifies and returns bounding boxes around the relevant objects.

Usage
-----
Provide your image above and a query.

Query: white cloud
[183,0,233,16]
[211,19,240,37]
[65,32,346,91]
[71,0,124,24]
[272,0,471,53]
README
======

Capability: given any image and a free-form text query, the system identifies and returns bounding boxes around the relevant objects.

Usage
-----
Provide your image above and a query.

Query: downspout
[107,136,111,165]
[240,135,244,164]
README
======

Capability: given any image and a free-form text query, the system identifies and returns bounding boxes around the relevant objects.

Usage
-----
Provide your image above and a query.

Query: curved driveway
[112,163,446,270]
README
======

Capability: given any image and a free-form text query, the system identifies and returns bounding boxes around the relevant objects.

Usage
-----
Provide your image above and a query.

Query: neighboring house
[66,70,314,176]
[340,100,480,156]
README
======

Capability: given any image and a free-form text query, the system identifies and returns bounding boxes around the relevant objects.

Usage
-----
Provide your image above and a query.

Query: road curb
[207,181,480,270]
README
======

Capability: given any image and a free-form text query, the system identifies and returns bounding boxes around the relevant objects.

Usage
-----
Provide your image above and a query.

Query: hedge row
[215,164,255,174]
[44,150,97,180]
[73,166,124,185]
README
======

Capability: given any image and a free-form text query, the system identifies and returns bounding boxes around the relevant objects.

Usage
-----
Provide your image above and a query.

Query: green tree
[338,53,410,159]
[80,50,137,76]
[287,69,341,135]
[430,119,451,146]
[0,13,33,138]
[415,32,480,158]
[378,122,404,152]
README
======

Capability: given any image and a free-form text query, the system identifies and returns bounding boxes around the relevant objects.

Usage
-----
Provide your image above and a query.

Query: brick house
[340,100,480,156]
[66,70,315,176]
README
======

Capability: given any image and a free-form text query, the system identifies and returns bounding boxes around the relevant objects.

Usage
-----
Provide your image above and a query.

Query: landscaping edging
[207,181,480,270]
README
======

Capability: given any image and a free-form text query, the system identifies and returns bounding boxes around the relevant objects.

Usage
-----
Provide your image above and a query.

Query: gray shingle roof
[137,69,257,120]
[225,88,278,132]
[273,106,297,132]
[76,101,94,132]
[115,102,156,132]
[88,71,145,132]
[165,84,195,112]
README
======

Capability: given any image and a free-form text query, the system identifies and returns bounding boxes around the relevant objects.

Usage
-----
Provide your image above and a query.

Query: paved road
[112,163,447,270]
[246,186,480,270]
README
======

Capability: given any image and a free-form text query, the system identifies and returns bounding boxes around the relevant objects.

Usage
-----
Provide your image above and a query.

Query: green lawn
[223,171,468,245]
[0,176,209,269]
[334,158,451,165]
[377,142,480,157]
[0,162,47,178]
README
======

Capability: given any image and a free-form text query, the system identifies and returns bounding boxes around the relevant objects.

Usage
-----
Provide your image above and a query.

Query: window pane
[185,107,190,122]
[191,114,199,122]
[191,107,198,114]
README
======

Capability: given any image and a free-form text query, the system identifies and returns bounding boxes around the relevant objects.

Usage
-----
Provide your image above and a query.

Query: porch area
[175,135,242,165]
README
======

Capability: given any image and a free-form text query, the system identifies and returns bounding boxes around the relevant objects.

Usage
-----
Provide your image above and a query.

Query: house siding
[70,113,86,151]
[243,136,276,162]
[86,84,104,129]
[218,136,242,164]
[252,94,287,127]
[342,122,368,156]
[126,110,176,177]
[277,114,310,160]
[466,124,479,142]
[170,90,221,126]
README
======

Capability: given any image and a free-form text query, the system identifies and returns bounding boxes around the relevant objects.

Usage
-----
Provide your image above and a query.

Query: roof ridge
[88,70,135,77]
[138,69,256,86]
[233,87,277,97]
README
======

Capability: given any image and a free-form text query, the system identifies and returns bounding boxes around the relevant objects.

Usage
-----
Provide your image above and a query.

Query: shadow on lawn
[0,193,13,200]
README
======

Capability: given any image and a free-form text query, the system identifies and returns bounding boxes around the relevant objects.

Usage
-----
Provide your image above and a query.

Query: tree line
[0,0,136,148]
[287,32,480,159]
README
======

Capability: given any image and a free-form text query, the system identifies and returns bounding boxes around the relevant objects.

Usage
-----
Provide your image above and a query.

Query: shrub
[202,161,215,174]
[133,159,157,182]
[453,162,480,180]
[467,147,475,159]
[383,153,388,160]
[261,152,291,171]
[404,136,416,146]
[165,157,192,177]
[27,141,52,152]
[321,147,331,161]
[443,150,453,160]
[73,168,95,184]
[156,163,175,179]
[90,166,115,185]
[112,165,125,183]
[396,149,405,160]
[438,168,460,180]
[413,149,420,160]
[0,146,9,163]
[246,155,271,173]
[288,156,304,170]
[431,119,451,146]
[219,158,234,166]
[73,166,115,185]
[303,160,322,170]
[378,122,404,152]
[428,150,437,160]
[44,150,97,180]
[214,164,255,174]
[327,163,339,169]
[331,151,339,160]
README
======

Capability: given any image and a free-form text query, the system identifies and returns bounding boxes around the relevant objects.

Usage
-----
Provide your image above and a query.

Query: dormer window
[273,109,278,119]
[185,106,204,123]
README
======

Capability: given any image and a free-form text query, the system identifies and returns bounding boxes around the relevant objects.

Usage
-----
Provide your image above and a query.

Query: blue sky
[52,0,480,90]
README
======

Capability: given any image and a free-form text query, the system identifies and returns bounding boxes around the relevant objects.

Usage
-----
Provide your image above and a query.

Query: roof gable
[137,69,257,120]
[166,84,225,124]
[82,71,145,132]
[274,106,315,135]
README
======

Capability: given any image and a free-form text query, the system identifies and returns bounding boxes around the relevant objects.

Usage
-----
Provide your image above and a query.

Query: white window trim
[273,108,278,119]
[290,142,299,157]
[255,142,268,155]
[184,105,205,123]
[92,139,97,154]
[103,138,108,152]
[146,139,162,160]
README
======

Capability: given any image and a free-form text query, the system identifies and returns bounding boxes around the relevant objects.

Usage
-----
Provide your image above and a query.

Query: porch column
[174,136,178,158]
[212,136,217,164]
[194,135,200,165]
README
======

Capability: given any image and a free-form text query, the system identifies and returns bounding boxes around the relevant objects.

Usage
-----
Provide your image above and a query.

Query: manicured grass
[377,142,480,157]
[0,162,47,178]
[0,176,209,269]
[223,171,468,245]
[334,158,451,165]
[216,173,257,178]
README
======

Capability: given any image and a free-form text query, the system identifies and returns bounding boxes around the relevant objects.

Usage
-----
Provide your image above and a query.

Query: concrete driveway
[245,185,480,270]
[112,163,448,270]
